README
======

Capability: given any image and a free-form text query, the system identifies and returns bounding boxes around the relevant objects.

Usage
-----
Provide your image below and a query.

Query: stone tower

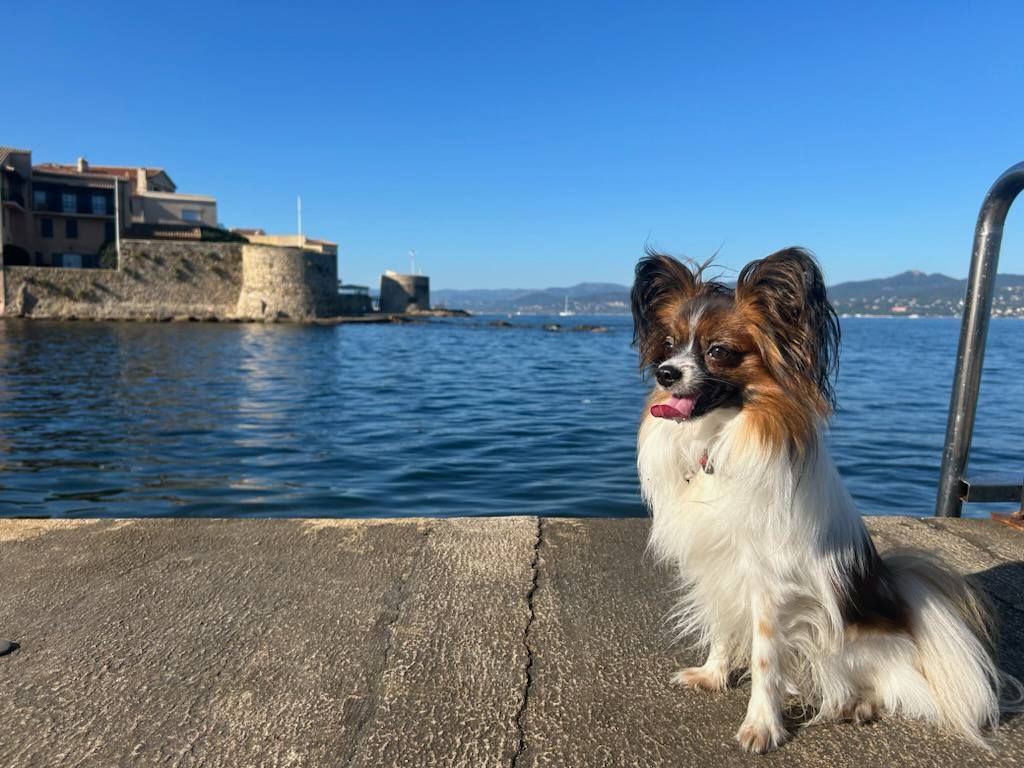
[379,271,429,313]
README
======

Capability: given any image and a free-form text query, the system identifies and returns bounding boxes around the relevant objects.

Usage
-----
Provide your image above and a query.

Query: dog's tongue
[651,395,698,420]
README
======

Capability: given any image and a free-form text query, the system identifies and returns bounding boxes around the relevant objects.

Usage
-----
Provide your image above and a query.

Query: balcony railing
[2,190,26,208]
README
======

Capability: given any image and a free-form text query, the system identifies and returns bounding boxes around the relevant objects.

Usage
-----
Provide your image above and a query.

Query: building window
[182,209,202,222]
[33,189,47,209]
[66,219,78,239]
[105,222,115,242]
[41,218,54,238]
[62,192,77,213]
[92,194,107,215]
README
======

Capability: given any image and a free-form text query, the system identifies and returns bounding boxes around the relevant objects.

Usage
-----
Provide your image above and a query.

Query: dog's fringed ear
[631,250,698,369]
[735,247,840,409]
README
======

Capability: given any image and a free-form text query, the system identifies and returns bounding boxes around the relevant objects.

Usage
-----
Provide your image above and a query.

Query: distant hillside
[829,271,1024,316]
[432,283,630,314]
[433,272,1024,317]
[828,271,962,301]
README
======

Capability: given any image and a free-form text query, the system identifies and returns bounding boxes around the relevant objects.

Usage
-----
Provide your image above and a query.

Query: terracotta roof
[28,167,119,186]
[33,163,166,180]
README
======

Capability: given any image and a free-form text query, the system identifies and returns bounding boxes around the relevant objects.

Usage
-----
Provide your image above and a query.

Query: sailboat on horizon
[558,296,576,317]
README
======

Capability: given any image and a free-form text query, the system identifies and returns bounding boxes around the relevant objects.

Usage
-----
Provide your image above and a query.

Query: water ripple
[0,316,1021,518]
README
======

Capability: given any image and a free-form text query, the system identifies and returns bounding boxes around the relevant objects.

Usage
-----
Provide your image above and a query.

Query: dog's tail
[880,551,1022,746]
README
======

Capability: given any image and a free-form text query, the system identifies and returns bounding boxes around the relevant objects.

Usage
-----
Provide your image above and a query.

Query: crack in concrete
[511,516,542,768]
[341,525,432,765]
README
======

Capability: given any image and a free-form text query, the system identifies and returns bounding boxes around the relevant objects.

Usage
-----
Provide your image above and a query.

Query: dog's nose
[656,365,682,387]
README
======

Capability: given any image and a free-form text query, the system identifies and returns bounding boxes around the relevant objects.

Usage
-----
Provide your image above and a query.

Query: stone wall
[380,272,430,313]
[0,240,340,321]
[1,240,243,320]
[236,246,338,321]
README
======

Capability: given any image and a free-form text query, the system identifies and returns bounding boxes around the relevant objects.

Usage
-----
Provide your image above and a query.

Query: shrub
[97,241,118,269]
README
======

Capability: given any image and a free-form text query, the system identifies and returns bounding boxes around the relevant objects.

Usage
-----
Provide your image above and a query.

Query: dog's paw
[735,720,789,754]
[670,666,727,691]
[841,699,879,725]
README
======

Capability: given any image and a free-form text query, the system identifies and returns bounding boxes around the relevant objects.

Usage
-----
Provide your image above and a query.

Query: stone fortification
[379,272,429,313]
[236,246,338,321]
[0,240,339,321]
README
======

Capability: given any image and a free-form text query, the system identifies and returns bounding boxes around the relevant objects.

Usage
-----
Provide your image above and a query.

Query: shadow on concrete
[972,560,1024,723]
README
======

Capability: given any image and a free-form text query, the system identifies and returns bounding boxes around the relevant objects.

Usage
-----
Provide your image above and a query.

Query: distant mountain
[828,271,1024,316]
[432,283,631,314]
[433,272,1024,317]
[828,271,962,301]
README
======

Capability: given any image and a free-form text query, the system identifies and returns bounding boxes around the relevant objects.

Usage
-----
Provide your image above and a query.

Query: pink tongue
[651,396,698,420]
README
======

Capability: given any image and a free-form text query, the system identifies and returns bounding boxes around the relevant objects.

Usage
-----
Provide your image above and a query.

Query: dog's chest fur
[637,408,866,659]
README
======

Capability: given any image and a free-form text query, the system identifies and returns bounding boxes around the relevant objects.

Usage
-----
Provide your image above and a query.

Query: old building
[2,148,121,267]
[35,157,217,229]
[1,148,35,264]
[1,148,218,268]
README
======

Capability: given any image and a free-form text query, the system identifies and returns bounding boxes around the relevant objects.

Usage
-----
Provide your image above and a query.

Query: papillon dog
[632,247,1014,753]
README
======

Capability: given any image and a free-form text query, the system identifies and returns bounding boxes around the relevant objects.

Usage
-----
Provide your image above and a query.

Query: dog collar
[699,450,714,475]
[685,450,714,483]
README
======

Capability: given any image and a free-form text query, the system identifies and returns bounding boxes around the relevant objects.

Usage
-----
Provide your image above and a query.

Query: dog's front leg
[735,596,789,753]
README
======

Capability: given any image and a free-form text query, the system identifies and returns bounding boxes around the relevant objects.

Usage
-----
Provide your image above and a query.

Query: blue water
[0,316,1020,518]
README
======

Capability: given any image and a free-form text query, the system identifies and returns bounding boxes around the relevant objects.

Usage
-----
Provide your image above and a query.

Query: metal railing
[935,161,1024,518]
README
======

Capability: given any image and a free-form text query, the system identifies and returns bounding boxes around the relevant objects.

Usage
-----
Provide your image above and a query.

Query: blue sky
[7,1,1023,289]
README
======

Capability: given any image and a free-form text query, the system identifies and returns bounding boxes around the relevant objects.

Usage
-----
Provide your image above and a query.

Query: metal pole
[935,161,1024,517]
[0,177,14,657]
[114,177,121,266]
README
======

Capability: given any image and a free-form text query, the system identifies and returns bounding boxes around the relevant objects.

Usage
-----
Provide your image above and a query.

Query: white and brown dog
[632,247,1013,752]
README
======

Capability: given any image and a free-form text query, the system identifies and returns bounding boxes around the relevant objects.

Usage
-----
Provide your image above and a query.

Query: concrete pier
[0,517,1021,767]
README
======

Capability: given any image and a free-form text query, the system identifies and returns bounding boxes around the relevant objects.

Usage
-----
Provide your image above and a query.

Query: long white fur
[638,404,1011,749]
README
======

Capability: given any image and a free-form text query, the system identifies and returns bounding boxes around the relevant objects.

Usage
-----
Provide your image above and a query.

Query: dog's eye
[706,345,733,362]
[664,336,675,351]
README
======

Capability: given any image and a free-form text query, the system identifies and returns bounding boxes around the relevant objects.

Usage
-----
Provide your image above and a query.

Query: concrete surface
[0,516,1020,767]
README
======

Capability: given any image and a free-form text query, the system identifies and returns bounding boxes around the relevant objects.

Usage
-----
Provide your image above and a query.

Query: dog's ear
[631,250,698,369]
[735,247,840,408]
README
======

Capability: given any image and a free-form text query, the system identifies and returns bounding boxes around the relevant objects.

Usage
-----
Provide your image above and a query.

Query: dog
[632,246,1014,752]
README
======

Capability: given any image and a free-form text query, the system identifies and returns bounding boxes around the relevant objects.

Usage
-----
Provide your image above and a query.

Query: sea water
[0,316,1020,518]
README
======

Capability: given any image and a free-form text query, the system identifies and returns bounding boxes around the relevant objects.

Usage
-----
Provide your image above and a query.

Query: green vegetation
[97,241,118,269]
